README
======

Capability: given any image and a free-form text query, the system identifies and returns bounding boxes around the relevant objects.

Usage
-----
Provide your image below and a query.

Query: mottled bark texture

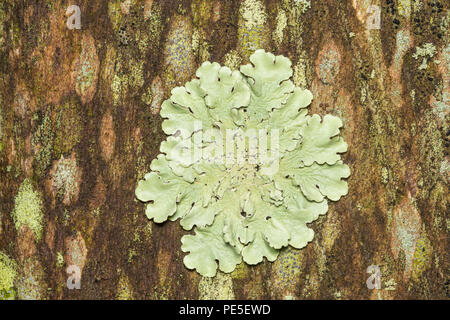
[0,0,448,300]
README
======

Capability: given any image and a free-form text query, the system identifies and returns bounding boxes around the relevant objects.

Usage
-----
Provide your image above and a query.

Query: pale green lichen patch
[392,30,412,70]
[413,43,437,70]
[239,0,267,28]
[12,179,44,240]
[412,0,423,12]
[273,8,287,46]
[223,50,242,71]
[56,252,64,268]
[439,159,449,184]
[0,252,17,300]
[397,0,411,18]
[294,0,311,13]
[51,154,81,205]
[293,57,309,89]
[198,271,235,300]
[381,167,389,184]
[237,0,269,59]
[149,76,164,114]
[136,50,350,277]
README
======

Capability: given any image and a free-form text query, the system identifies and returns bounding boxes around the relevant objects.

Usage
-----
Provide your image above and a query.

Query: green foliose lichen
[136,50,350,277]
[12,179,44,240]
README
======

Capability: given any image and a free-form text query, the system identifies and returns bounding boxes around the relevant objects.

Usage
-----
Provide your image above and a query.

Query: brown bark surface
[0,0,448,299]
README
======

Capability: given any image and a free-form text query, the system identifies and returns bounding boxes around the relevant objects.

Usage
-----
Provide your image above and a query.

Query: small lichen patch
[51,153,81,205]
[316,41,341,85]
[293,57,309,89]
[238,0,269,59]
[273,9,287,46]
[56,251,64,268]
[163,15,196,88]
[294,0,311,13]
[381,167,389,184]
[223,50,242,71]
[117,273,134,300]
[141,87,153,106]
[384,278,397,291]
[320,209,341,252]
[439,159,449,184]
[391,30,412,81]
[391,195,422,280]
[72,33,100,105]
[0,252,17,300]
[411,232,432,281]
[12,179,44,241]
[412,0,423,12]
[239,0,267,28]
[64,232,87,277]
[198,271,235,300]
[413,43,437,70]
[272,246,304,292]
[398,0,411,18]
[149,76,165,114]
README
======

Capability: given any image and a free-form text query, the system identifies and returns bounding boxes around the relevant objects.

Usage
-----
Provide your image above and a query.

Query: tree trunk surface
[0,0,448,300]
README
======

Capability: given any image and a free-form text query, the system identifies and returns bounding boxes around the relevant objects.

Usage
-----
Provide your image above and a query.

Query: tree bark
[0,0,448,300]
